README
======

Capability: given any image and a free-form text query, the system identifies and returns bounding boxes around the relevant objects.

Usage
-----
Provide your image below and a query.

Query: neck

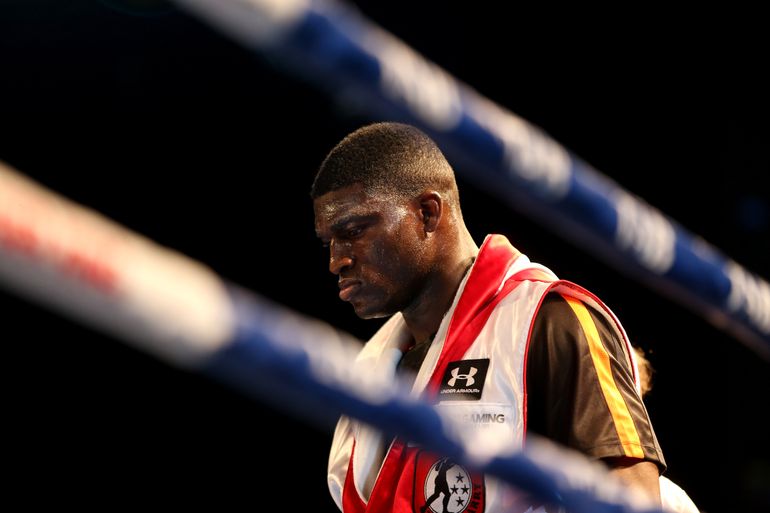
[402,229,477,344]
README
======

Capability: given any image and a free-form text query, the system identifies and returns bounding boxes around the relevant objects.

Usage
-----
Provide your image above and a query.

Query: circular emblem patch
[421,458,473,513]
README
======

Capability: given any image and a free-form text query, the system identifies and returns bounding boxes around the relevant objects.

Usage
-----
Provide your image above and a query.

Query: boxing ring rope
[171,0,770,361]
[1,162,665,513]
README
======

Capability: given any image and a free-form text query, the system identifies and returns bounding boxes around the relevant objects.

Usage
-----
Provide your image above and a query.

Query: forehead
[314,184,394,230]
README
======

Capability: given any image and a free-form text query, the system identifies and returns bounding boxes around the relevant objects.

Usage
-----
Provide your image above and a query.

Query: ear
[417,191,443,233]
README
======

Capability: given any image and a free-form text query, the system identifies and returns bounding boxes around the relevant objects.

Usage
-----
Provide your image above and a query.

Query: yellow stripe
[563,295,645,459]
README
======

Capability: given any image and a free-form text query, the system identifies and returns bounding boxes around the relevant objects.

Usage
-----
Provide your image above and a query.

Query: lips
[338,279,361,301]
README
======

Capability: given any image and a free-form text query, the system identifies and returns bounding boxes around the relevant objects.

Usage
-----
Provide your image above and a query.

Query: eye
[347,226,363,238]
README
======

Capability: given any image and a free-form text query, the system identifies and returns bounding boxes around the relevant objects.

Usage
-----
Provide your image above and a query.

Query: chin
[351,301,394,320]
[352,307,388,320]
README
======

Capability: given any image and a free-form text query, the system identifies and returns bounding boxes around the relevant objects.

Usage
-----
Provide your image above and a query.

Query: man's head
[312,122,466,319]
[310,122,459,206]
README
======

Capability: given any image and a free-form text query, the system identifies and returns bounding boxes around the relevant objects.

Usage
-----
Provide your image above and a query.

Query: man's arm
[607,458,662,505]
[527,292,666,504]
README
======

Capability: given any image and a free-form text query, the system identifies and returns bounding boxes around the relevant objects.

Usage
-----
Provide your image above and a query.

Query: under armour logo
[448,366,478,387]
[439,359,489,401]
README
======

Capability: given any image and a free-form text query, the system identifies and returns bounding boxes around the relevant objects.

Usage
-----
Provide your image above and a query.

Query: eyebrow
[316,213,376,239]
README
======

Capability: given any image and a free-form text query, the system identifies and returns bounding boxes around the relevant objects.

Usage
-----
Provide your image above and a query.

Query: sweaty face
[314,184,428,319]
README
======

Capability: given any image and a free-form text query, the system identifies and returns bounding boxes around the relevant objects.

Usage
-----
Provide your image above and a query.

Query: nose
[329,240,354,275]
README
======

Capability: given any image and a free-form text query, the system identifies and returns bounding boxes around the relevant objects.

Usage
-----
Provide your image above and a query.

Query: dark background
[1,1,768,511]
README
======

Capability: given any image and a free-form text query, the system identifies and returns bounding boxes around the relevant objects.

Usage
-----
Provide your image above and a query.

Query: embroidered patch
[438,359,489,401]
[412,450,485,513]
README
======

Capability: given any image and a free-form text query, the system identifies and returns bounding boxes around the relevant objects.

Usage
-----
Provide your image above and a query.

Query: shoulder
[534,287,627,349]
[532,290,610,345]
[528,289,634,378]
[536,291,579,321]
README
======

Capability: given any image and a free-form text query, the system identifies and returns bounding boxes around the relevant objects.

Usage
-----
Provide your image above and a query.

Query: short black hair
[311,122,459,204]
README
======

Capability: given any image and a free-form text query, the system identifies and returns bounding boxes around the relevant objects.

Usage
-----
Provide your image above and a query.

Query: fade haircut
[311,122,460,207]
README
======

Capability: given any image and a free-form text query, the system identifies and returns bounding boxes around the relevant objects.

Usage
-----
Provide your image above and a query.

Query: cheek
[365,241,399,280]
[376,241,421,285]
[359,239,402,284]
[360,213,423,285]
[391,223,427,272]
